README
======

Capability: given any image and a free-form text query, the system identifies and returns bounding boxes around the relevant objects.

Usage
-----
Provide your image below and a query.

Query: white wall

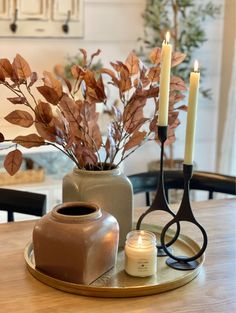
[0,0,224,176]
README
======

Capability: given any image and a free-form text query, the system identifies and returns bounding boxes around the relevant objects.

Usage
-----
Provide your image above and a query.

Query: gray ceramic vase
[63,166,133,247]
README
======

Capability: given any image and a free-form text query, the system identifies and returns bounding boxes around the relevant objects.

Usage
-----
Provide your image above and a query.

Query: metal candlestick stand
[136,126,180,256]
[160,164,208,270]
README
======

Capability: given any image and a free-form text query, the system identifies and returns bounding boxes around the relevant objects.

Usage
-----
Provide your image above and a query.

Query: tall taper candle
[158,31,172,126]
[184,60,200,165]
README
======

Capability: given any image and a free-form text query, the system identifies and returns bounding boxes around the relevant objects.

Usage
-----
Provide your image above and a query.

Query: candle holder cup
[160,164,208,270]
[136,125,180,256]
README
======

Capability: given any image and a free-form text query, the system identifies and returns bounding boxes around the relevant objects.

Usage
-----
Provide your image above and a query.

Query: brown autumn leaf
[37,85,60,105]
[7,97,26,104]
[0,58,13,78]
[43,71,63,97]
[170,76,187,91]
[175,104,188,111]
[5,110,34,127]
[88,122,102,150]
[100,68,119,86]
[13,134,45,148]
[59,94,81,133]
[147,67,161,83]
[171,52,186,67]
[149,47,162,65]
[12,54,32,79]
[0,68,5,81]
[71,65,85,80]
[79,48,88,66]
[140,67,150,88]
[28,72,38,88]
[119,67,132,93]
[35,117,57,142]
[4,149,23,176]
[91,49,101,62]
[124,131,146,151]
[125,52,140,75]
[0,132,4,142]
[83,70,97,88]
[123,97,147,133]
[35,101,53,124]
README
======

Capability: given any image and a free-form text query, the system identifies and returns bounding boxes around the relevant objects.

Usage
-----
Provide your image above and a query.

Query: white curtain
[219,39,236,176]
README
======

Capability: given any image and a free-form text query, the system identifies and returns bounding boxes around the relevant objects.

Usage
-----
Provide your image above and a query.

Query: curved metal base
[166,256,199,271]
[157,246,173,257]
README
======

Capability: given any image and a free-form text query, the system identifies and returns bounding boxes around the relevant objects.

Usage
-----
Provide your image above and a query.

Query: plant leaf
[7,97,26,104]
[43,71,63,97]
[0,68,5,81]
[13,134,45,148]
[12,54,32,79]
[28,72,38,88]
[149,47,162,64]
[0,58,13,78]
[79,48,87,66]
[124,131,146,151]
[170,76,186,91]
[171,52,186,67]
[125,51,140,75]
[5,110,34,127]
[37,86,60,105]
[4,149,23,175]
[35,101,53,124]
[147,67,161,83]
[0,132,4,142]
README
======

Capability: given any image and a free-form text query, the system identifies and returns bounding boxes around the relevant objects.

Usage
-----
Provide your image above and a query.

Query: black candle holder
[136,126,180,256]
[160,164,208,270]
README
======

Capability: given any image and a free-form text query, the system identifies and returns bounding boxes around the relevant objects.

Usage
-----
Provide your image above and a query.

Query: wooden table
[0,198,236,313]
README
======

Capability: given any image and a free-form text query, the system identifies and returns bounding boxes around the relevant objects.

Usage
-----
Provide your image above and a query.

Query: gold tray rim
[24,226,204,298]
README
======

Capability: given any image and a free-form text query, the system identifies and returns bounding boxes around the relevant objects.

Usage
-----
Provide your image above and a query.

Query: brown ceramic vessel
[33,202,119,285]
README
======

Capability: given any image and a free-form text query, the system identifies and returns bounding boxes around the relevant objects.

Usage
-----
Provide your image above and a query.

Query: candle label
[136,258,150,273]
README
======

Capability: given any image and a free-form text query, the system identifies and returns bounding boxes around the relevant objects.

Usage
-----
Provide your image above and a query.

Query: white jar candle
[125,230,157,277]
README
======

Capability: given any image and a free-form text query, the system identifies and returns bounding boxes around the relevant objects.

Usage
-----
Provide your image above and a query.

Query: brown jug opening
[57,206,96,216]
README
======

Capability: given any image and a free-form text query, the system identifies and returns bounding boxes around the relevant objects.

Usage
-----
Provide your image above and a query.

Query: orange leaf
[7,97,26,104]
[79,48,87,66]
[149,47,162,65]
[170,76,186,91]
[124,131,146,151]
[0,132,4,142]
[125,52,140,75]
[43,71,63,97]
[4,149,23,175]
[171,52,186,67]
[147,67,161,83]
[12,54,32,79]
[13,134,45,148]
[5,110,34,127]
[0,68,5,81]
[37,85,60,105]
[0,58,13,78]
[35,101,53,124]
[28,72,38,88]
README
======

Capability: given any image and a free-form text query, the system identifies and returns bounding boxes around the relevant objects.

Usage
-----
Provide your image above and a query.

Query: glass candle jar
[124,230,157,277]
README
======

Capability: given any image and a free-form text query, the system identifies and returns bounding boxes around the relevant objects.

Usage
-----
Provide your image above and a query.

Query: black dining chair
[0,188,47,222]
[128,171,236,205]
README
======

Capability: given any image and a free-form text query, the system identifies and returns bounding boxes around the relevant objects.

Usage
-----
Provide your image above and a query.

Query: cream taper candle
[184,60,200,165]
[158,31,172,126]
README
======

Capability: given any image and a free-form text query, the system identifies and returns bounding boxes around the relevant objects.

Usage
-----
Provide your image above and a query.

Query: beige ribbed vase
[63,166,133,247]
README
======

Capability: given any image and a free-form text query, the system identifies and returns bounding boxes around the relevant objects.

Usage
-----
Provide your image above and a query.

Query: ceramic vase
[33,201,119,284]
[63,165,133,247]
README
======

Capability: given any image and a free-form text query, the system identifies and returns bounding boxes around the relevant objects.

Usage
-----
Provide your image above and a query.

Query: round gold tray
[24,225,204,298]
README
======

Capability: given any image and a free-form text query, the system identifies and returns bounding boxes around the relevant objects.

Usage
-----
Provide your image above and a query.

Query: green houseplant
[0,48,186,245]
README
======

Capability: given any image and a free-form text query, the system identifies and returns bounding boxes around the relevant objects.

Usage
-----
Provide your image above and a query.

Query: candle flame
[165,31,170,44]
[194,60,199,72]
[137,235,142,245]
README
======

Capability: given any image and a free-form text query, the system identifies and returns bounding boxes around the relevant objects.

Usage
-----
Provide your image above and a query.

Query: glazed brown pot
[33,202,119,285]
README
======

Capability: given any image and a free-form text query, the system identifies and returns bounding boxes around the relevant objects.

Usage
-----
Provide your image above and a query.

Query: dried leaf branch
[0,48,187,175]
